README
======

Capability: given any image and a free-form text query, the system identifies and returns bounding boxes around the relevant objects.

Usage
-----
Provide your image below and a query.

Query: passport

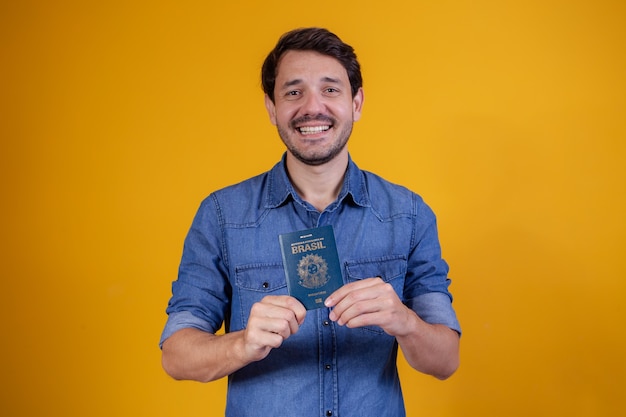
[279,225,344,310]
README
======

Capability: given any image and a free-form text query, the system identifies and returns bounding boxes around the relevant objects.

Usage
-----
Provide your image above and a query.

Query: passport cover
[279,225,344,310]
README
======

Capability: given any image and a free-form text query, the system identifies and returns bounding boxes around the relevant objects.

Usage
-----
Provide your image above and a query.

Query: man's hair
[261,27,362,102]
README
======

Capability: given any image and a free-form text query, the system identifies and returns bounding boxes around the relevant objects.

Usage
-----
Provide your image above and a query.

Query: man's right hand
[242,295,307,362]
[162,295,306,382]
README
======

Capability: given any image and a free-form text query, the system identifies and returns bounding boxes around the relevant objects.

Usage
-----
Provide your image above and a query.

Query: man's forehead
[275,50,348,81]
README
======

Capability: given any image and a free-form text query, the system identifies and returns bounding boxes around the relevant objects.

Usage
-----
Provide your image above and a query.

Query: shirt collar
[265,153,371,209]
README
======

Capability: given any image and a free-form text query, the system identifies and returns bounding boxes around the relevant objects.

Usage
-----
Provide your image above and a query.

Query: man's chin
[289,145,348,166]
[292,153,333,166]
[279,126,351,167]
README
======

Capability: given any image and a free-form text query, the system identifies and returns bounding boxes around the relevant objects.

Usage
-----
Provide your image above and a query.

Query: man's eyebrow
[281,79,303,89]
[280,76,344,89]
[321,76,342,84]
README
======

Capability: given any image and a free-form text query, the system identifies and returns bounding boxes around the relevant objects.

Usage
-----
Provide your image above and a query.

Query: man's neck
[285,151,349,212]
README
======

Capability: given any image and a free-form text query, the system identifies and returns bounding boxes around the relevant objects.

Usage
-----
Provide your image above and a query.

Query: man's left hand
[324,277,414,337]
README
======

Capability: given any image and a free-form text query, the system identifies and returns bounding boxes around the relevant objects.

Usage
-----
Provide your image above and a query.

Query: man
[161,27,461,416]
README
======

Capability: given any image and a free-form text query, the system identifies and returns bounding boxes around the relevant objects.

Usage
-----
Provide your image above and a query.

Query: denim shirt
[161,154,461,417]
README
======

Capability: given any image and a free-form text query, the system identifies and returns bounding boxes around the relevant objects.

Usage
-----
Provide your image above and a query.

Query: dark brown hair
[261,28,362,102]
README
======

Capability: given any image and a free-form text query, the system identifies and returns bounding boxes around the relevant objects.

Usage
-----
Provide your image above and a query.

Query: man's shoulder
[211,170,270,199]
[196,169,276,226]
[360,169,423,204]
[355,168,439,226]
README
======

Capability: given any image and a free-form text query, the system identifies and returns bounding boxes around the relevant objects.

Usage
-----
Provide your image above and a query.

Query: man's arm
[393,312,460,380]
[162,295,307,382]
[325,277,459,380]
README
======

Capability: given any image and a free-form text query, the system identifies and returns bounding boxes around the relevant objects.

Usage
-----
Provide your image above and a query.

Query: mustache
[290,114,335,128]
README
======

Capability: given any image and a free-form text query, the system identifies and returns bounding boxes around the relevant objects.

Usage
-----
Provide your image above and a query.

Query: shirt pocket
[234,263,288,329]
[344,255,407,334]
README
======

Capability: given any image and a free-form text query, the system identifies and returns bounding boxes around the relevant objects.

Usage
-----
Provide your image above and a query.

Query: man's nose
[301,92,326,116]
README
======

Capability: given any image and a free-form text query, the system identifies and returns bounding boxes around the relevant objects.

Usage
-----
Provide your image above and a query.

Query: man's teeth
[298,125,330,134]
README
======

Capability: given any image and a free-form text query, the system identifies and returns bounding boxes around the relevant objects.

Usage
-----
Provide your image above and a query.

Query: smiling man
[266,49,361,167]
[160,28,461,417]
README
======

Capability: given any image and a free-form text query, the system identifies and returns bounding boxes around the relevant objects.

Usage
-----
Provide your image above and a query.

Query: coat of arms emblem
[297,254,330,289]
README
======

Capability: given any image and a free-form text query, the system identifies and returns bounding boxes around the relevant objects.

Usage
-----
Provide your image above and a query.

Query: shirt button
[325,364,331,370]
[323,320,330,326]
[326,411,333,416]
[262,282,269,289]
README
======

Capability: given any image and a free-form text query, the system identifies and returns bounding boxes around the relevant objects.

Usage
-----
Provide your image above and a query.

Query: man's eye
[325,88,339,94]
[287,90,300,96]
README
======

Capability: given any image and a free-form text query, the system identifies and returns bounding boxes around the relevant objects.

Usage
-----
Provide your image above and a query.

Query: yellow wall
[1,1,624,416]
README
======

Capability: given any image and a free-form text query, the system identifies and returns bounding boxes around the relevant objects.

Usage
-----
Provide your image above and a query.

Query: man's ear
[264,94,277,125]
[352,87,364,122]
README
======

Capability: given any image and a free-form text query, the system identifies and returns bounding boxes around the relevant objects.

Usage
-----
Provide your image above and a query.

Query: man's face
[265,50,363,166]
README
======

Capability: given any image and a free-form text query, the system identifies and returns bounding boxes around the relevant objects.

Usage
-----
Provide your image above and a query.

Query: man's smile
[297,125,331,135]
[292,115,335,135]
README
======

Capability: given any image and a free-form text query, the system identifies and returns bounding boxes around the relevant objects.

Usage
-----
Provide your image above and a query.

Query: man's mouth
[292,115,335,135]
[297,125,331,135]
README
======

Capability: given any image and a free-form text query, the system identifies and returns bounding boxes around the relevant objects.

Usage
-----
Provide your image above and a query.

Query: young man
[161,27,461,416]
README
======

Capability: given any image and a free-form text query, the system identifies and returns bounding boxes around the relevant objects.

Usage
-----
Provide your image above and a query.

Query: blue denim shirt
[161,154,460,417]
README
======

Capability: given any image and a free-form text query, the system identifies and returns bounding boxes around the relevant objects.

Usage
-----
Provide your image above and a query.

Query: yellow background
[1,1,624,416]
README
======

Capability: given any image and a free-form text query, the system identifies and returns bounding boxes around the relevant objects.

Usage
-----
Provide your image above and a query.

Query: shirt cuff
[159,311,216,348]
[406,292,462,336]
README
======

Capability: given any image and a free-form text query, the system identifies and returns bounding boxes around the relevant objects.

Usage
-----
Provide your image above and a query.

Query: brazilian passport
[279,225,344,310]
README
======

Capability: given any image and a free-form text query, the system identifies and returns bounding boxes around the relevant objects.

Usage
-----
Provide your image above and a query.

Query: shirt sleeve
[159,195,231,348]
[159,311,216,348]
[404,195,462,335]
[406,293,461,335]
